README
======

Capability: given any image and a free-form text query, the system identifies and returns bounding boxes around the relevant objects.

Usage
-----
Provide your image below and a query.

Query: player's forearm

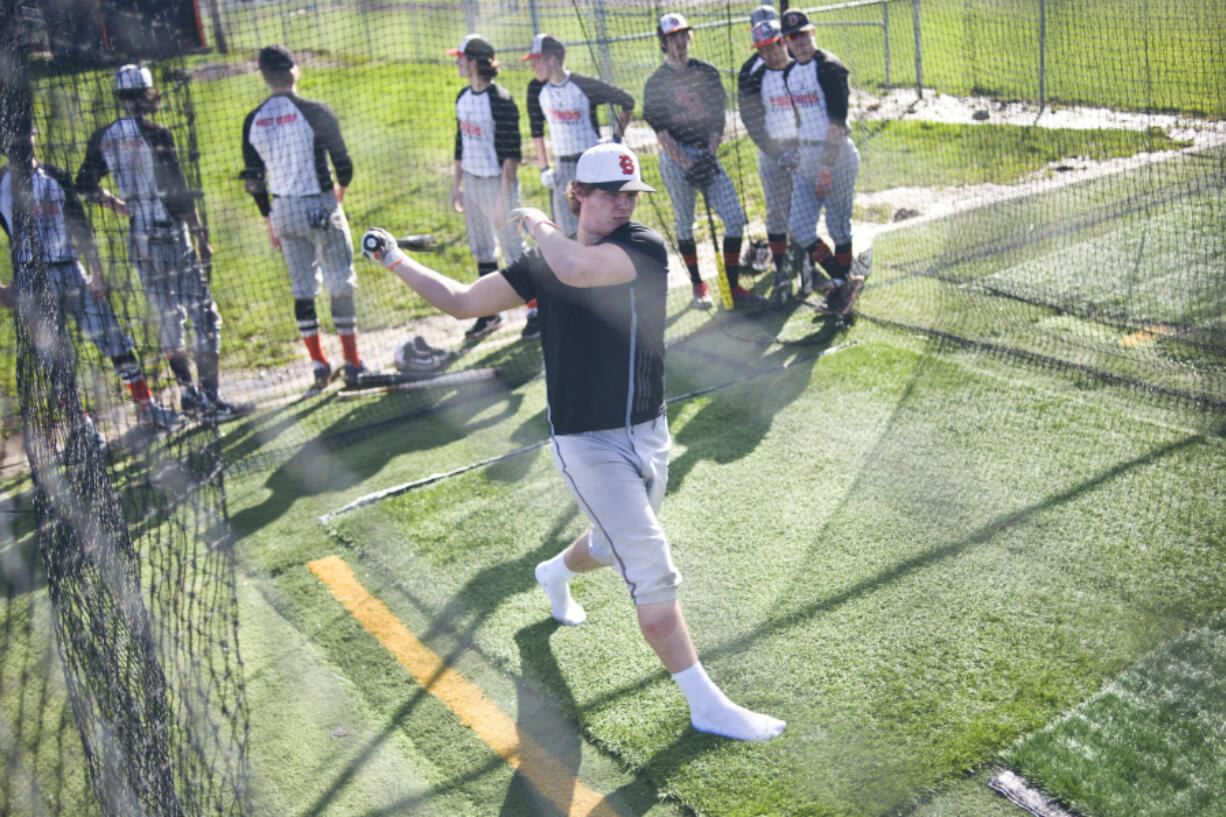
[500,160,519,197]
[533,137,550,169]
[388,256,485,319]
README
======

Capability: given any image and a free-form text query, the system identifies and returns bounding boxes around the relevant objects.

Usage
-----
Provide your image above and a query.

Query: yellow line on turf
[307,555,621,817]
[1120,325,1172,346]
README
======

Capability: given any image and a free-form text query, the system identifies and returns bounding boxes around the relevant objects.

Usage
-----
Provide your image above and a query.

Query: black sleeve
[570,73,635,111]
[240,107,271,217]
[454,87,467,162]
[526,78,546,139]
[298,98,353,188]
[499,248,540,303]
[641,70,666,133]
[816,51,850,126]
[737,60,780,158]
[141,120,198,225]
[618,222,669,279]
[698,61,728,139]
[44,164,97,258]
[74,126,110,198]
[490,84,522,165]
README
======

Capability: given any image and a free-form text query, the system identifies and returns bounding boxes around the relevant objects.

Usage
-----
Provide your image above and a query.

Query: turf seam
[317,340,855,525]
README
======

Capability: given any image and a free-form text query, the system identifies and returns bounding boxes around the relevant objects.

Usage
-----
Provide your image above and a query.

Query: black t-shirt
[501,221,669,435]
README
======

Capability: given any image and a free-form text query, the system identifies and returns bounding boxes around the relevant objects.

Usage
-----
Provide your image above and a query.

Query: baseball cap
[750,5,778,26]
[657,12,692,37]
[114,64,153,91]
[751,19,782,49]
[447,34,496,60]
[258,45,296,71]
[521,33,565,61]
[575,143,655,193]
[780,10,814,37]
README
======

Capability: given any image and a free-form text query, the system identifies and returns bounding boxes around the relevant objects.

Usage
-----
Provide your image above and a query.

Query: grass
[1008,612,1226,817]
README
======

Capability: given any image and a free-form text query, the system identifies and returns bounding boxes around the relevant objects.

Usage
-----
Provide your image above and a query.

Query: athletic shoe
[180,384,207,418]
[691,281,713,309]
[341,362,369,388]
[731,285,768,309]
[818,281,849,315]
[770,271,792,306]
[204,398,251,423]
[137,400,184,431]
[83,413,112,463]
[840,274,866,316]
[464,314,503,340]
[521,308,541,340]
[307,361,333,395]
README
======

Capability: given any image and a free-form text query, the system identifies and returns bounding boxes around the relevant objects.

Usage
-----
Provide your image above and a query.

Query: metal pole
[593,0,614,83]
[912,0,923,99]
[1038,0,1046,112]
[883,0,890,87]
[530,0,540,35]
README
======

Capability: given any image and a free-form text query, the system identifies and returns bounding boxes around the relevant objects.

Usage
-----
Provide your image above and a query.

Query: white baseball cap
[576,143,655,193]
[750,5,778,26]
[115,64,153,91]
[657,12,692,37]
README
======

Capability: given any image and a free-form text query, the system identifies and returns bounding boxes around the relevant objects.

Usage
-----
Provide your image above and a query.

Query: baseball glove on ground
[685,153,720,191]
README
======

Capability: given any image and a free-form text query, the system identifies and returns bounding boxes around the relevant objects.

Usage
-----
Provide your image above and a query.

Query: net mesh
[0,0,1223,812]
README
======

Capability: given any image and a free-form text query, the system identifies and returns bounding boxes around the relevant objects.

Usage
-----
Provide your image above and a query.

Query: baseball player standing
[781,10,863,314]
[0,131,181,431]
[241,45,366,393]
[449,34,526,341]
[737,14,800,305]
[643,11,764,309]
[76,64,243,420]
[360,142,785,743]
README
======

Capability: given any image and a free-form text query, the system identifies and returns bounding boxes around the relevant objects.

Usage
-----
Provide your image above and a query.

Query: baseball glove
[685,153,720,191]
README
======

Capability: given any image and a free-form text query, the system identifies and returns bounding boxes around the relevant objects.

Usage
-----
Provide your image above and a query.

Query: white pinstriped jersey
[538,75,602,156]
[455,84,521,178]
[88,119,171,228]
[0,165,76,264]
[244,94,351,199]
[761,69,798,141]
[785,60,832,140]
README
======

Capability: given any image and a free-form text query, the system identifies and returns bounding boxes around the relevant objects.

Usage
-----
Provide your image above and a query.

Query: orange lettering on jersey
[32,203,61,217]
[276,113,298,125]
[768,95,793,108]
[459,121,484,137]
[256,117,274,127]
[548,109,583,122]
[791,93,821,105]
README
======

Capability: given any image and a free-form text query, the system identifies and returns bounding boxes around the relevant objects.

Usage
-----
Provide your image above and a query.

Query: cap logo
[619,155,635,176]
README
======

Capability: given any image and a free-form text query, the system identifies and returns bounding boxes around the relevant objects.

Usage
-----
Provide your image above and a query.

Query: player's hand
[508,207,556,240]
[814,165,833,198]
[0,284,14,310]
[451,186,464,214]
[778,149,800,172]
[539,166,556,189]
[265,217,281,250]
[360,227,407,269]
[333,183,346,203]
[88,273,108,301]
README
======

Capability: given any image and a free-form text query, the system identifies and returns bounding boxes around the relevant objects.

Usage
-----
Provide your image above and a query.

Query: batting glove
[361,227,406,269]
[814,165,834,198]
[777,149,800,172]
[539,166,557,189]
[508,207,557,240]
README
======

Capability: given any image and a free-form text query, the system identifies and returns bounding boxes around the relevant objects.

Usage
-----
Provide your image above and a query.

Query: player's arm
[52,167,105,285]
[362,229,524,318]
[75,129,129,216]
[816,53,851,165]
[510,208,636,288]
[656,129,691,169]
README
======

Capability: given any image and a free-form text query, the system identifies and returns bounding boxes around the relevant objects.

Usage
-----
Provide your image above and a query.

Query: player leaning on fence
[359,142,786,742]
[642,11,764,310]
[450,33,527,341]
[76,64,243,422]
[241,44,367,394]
[737,10,800,305]
[780,10,864,315]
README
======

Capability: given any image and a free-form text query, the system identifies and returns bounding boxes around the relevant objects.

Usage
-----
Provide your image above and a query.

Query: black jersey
[76,116,197,229]
[241,92,353,216]
[642,58,727,148]
[500,221,669,435]
[454,83,522,178]
[526,72,635,158]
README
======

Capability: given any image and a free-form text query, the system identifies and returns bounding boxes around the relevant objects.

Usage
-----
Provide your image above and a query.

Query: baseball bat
[336,366,499,399]
[701,192,734,310]
[396,234,438,252]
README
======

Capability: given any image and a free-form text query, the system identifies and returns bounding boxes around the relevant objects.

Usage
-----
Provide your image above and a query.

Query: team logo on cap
[619,155,635,175]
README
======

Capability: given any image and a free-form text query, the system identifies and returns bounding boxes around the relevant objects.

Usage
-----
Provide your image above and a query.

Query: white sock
[535,552,586,626]
[671,663,786,742]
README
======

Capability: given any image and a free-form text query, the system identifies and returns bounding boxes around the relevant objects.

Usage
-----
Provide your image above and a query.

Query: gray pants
[551,415,680,606]
[659,143,746,242]
[269,191,357,299]
[462,172,526,265]
[40,261,134,359]
[758,147,795,236]
[789,138,860,247]
[129,222,221,354]
[549,158,579,237]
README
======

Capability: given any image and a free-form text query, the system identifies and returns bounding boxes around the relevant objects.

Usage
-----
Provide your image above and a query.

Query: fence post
[530,0,540,35]
[883,0,890,87]
[592,0,615,83]
[912,0,923,98]
[1038,0,1047,112]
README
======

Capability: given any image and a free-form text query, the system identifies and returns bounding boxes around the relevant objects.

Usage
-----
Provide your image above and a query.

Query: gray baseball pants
[128,222,221,354]
[659,144,746,242]
[462,172,526,265]
[269,191,357,299]
[789,137,860,247]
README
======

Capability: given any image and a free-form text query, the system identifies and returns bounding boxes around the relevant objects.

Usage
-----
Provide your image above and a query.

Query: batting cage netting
[0,0,1222,813]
